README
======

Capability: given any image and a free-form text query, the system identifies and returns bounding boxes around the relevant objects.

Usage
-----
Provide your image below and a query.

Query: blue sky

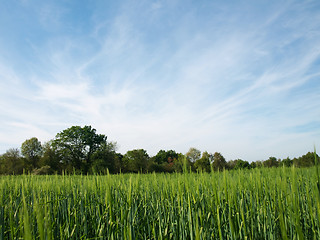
[0,0,319,162]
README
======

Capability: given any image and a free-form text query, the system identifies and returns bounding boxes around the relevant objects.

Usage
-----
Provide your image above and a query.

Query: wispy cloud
[0,0,319,161]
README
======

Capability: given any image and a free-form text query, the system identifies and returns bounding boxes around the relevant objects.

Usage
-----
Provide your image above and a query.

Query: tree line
[0,125,318,175]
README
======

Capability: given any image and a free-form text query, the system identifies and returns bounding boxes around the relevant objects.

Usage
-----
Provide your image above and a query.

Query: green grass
[0,167,320,239]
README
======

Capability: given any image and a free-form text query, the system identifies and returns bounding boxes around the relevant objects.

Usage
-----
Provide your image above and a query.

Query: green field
[1,167,320,239]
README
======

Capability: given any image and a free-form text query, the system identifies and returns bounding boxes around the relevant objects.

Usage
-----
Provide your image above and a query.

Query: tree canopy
[21,137,42,169]
[0,125,319,175]
[212,152,227,171]
[123,149,149,173]
[52,126,107,173]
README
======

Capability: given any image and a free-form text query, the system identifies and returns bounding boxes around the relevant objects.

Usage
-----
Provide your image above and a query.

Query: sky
[0,0,319,162]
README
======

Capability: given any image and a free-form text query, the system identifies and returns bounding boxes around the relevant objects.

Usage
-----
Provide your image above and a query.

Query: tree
[149,150,179,173]
[281,157,293,167]
[226,160,236,170]
[263,157,279,168]
[194,151,211,172]
[186,147,201,162]
[172,153,193,173]
[251,160,263,168]
[233,159,250,170]
[52,126,107,173]
[91,142,120,174]
[294,152,318,167]
[123,149,149,173]
[0,148,25,174]
[212,152,226,171]
[40,141,61,173]
[153,150,178,165]
[21,137,42,169]
[147,159,165,173]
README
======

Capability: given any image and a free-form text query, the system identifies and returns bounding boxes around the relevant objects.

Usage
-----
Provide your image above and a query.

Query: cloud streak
[0,0,319,161]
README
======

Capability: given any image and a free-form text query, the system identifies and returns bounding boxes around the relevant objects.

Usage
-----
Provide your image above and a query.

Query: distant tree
[292,157,298,167]
[21,137,42,169]
[52,126,107,173]
[186,147,201,163]
[153,150,178,165]
[123,149,149,173]
[234,159,250,170]
[40,141,62,173]
[252,160,263,168]
[0,154,3,174]
[146,158,162,173]
[0,148,25,174]
[91,142,119,174]
[163,156,176,172]
[249,161,257,169]
[149,150,178,173]
[212,152,227,171]
[294,152,318,167]
[194,151,211,172]
[228,159,250,170]
[115,153,124,172]
[281,157,293,167]
[226,160,236,170]
[263,157,279,168]
[172,153,193,173]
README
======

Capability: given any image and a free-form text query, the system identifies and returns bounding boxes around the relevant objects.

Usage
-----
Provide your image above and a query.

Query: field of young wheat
[0,166,320,239]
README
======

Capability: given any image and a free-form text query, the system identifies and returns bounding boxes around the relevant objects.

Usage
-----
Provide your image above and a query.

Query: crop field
[0,167,320,239]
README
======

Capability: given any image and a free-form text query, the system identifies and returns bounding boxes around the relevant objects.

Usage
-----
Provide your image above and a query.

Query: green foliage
[1,167,320,239]
[52,126,107,173]
[194,151,211,172]
[21,137,42,169]
[1,125,319,175]
[0,148,25,174]
[40,141,61,173]
[172,153,192,173]
[153,149,178,164]
[263,156,279,168]
[123,149,149,173]
[281,157,293,167]
[294,152,319,167]
[91,142,120,174]
[212,152,226,171]
[186,147,201,162]
[227,159,250,170]
[148,150,178,173]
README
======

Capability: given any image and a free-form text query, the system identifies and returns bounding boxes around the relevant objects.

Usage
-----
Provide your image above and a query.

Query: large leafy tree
[53,126,107,173]
[21,137,42,169]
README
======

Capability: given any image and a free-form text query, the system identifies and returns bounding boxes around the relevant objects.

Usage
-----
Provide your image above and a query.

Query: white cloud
[0,0,319,161]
